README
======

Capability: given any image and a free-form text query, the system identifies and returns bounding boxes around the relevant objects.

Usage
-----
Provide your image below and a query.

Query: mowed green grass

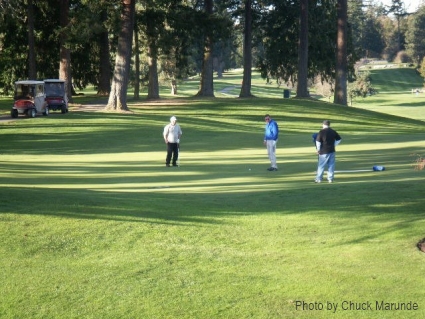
[368,67,422,93]
[1,70,425,318]
[352,66,425,121]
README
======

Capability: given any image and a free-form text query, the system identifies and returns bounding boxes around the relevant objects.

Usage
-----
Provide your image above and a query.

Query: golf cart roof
[44,79,65,83]
[15,80,44,85]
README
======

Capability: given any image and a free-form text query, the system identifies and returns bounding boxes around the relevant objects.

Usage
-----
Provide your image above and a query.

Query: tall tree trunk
[133,17,140,100]
[171,80,177,95]
[296,0,309,98]
[239,0,253,98]
[106,0,135,111]
[59,0,73,102]
[196,0,214,97]
[97,9,111,96]
[27,0,36,80]
[334,0,348,105]
[396,16,401,53]
[146,12,160,100]
[215,57,224,79]
[147,51,159,99]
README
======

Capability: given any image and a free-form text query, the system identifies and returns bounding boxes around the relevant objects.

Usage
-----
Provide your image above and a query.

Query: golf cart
[44,79,69,113]
[11,80,49,118]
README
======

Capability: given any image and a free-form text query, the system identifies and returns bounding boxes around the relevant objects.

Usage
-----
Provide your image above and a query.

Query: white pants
[266,140,277,168]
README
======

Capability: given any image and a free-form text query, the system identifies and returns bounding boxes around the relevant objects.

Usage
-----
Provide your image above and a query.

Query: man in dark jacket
[315,120,342,183]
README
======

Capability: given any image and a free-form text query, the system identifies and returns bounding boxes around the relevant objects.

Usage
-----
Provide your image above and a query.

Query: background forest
[1,0,425,104]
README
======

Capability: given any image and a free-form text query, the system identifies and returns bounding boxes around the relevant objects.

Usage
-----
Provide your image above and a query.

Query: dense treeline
[0,0,424,105]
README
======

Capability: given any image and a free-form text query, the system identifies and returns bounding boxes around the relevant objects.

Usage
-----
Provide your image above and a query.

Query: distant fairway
[368,67,423,93]
[351,65,425,121]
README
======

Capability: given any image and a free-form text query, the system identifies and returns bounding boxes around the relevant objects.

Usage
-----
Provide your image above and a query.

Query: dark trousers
[166,142,179,165]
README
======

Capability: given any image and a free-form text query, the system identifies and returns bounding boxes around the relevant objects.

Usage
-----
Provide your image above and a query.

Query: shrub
[393,51,410,63]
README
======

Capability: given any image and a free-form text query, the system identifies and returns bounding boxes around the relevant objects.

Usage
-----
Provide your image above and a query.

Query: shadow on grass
[1,175,424,235]
[1,141,424,239]
[2,99,424,157]
[1,97,424,242]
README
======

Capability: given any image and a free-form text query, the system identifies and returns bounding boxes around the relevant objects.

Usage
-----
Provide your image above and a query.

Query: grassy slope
[351,66,425,121]
[0,69,424,319]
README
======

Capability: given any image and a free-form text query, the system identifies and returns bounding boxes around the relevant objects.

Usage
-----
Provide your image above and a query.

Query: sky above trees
[380,0,423,12]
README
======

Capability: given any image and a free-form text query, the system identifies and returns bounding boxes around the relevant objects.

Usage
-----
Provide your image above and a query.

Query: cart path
[0,103,104,122]
[1,91,244,122]
[219,85,240,96]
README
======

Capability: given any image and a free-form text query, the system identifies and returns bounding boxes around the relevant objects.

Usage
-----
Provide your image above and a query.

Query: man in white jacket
[163,116,182,167]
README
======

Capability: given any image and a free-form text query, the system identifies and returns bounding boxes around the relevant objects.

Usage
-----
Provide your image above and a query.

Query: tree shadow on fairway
[2,97,425,244]
[1,169,424,238]
[390,100,425,107]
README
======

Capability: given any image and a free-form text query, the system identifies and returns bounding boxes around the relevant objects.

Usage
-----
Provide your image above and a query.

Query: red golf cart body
[11,80,48,118]
[44,79,69,113]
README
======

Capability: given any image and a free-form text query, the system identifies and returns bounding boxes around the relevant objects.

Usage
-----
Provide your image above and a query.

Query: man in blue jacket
[263,114,279,171]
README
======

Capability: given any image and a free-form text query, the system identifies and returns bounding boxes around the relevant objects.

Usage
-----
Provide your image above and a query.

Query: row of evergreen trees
[0,1,424,106]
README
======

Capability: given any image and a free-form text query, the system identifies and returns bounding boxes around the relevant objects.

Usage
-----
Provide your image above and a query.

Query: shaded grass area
[1,73,425,318]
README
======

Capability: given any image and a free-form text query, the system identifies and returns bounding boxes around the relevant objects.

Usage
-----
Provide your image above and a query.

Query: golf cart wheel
[28,108,36,118]
[11,109,18,118]
[43,107,49,116]
[61,105,67,114]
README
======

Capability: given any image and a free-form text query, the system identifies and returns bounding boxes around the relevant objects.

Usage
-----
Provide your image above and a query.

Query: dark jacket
[316,128,341,155]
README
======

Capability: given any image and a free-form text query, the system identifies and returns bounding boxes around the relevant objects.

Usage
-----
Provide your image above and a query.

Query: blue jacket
[312,133,318,145]
[264,120,279,141]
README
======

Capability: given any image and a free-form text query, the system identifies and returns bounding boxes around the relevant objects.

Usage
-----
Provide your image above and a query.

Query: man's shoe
[166,164,170,167]
[267,167,274,171]
[314,179,321,183]
[328,179,333,183]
